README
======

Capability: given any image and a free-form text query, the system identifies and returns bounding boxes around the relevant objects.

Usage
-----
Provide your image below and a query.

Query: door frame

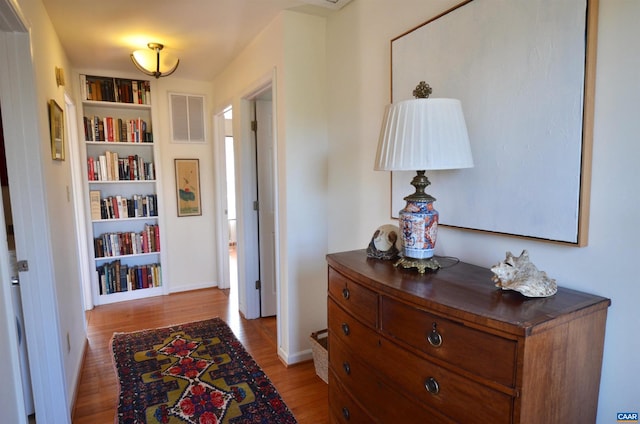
[239,72,279,321]
[213,69,281,323]
[0,1,70,421]
[253,95,277,317]
[213,108,231,291]
[64,92,93,311]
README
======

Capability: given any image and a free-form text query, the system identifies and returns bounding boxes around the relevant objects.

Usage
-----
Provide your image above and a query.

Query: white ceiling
[41,0,352,81]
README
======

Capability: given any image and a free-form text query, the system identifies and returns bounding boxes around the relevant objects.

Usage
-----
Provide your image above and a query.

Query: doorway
[214,76,279,324]
[224,107,238,307]
[251,91,277,318]
[0,106,35,420]
[0,12,70,422]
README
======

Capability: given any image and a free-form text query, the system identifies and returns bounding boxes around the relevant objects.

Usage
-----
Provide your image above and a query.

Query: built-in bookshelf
[79,73,165,305]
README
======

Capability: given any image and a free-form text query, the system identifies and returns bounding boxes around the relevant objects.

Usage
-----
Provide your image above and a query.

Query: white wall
[152,77,218,293]
[282,11,328,361]
[326,0,639,421]
[212,11,328,363]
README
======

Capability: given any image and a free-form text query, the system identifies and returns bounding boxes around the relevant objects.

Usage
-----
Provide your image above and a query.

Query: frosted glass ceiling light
[131,43,179,79]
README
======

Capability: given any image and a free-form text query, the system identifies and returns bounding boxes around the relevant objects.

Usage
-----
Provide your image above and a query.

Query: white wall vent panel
[169,92,206,143]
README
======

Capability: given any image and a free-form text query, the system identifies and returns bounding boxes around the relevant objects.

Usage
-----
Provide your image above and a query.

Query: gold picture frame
[175,158,202,216]
[48,99,65,161]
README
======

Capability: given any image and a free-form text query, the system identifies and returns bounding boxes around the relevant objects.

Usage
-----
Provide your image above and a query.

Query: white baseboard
[70,337,88,417]
[278,346,313,365]
[169,282,218,294]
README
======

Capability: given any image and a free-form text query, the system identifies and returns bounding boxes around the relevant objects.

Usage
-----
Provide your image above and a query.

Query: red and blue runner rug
[111,317,297,423]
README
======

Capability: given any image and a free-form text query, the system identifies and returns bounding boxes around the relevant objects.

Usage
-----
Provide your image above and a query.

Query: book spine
[132,81,139,105]
[120,264,128,292]
[80,74,88,100]
[89,190,101,220]
[87,157,94,181]
[92,116,99,141]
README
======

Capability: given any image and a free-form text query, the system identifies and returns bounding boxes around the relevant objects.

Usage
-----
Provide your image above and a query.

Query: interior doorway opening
[250,90,277,318]
[215,73,278,347]
[224,107,238,306]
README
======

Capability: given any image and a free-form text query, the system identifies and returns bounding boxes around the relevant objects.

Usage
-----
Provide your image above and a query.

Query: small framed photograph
[174,158,202,216]
[48,99,64,160]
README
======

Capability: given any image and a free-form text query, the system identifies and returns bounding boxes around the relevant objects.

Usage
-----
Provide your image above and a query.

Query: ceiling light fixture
[130,43,179,79]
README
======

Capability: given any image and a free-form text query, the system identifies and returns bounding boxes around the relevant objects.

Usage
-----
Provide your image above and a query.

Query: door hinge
[17,260,29,272]
[251,120,258,132]
[255,280,261,290]
[253,200,259,211]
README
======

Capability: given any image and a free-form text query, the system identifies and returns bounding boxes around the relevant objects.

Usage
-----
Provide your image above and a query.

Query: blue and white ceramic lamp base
[396,199,441,273]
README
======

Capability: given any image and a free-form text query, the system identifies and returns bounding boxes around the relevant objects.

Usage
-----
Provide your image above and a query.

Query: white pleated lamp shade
[375,98,473,171]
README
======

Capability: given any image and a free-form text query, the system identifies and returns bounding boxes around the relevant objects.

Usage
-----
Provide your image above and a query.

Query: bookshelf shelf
[95,251,160,262]
[85,141,154,145]
[88,180,157,184]
[96,286,163,306]
[78,72,166,305]
[82,100,151,111]
[92,216,159,224]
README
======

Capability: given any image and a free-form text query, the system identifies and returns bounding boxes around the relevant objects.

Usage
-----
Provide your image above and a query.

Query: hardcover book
[90,190,101,220]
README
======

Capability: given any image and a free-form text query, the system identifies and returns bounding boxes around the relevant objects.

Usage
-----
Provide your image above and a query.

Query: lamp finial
[412,81,432,99]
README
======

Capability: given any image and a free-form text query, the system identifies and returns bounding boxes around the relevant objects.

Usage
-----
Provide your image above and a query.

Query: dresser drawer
[328,267,378,328]
[329,299,379,354]
[329,337,454,424]
[370,334,514,424]
[331,298,510,423]
[381,296,517,387]
[328,372,374,424]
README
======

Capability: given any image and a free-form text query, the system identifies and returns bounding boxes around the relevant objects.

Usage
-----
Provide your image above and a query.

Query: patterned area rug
[111,317,297,423]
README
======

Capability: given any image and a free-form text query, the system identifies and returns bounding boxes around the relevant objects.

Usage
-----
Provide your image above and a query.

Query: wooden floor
[72,288,328,423]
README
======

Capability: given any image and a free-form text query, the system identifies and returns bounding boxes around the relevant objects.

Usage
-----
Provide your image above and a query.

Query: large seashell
[490,250,557,298]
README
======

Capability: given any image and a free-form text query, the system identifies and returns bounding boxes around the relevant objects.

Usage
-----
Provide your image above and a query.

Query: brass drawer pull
[424,377,440,395]
[427,322,443,347]
[341,323,350,336]
[343,361,351,375]
[342,407,351,420]
[342,287,350,300]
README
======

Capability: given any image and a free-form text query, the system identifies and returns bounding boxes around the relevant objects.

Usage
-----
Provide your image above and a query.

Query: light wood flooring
[72,288,328,423]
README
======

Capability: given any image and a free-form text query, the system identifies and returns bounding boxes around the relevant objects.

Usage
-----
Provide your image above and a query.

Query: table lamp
[374,82,473,272]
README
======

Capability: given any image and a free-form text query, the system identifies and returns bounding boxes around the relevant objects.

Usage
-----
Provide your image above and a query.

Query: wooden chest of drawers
[327,250,610,424]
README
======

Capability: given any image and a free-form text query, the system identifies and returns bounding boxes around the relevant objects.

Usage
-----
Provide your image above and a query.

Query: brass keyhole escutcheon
[427,322,443,347]
[342,288,350,300]
[341,323,350,336]
[424,377,440,394]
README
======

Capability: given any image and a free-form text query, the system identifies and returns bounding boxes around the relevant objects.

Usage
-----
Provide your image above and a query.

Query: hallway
[72,288,328,423]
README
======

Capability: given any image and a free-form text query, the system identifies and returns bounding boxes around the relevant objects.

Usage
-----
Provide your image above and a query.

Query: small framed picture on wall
[174,158,202,216]
[48,99,65,161]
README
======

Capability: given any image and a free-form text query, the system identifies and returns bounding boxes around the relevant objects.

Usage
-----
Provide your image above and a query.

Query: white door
[254,98,277,317]
[0,17,70,422]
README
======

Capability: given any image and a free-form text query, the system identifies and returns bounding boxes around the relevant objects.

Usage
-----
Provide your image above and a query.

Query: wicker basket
[310,329,328,383]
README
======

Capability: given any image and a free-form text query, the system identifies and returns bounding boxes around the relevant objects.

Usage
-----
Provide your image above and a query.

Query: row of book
[87,152,155,181]
[81,75,151,105]
[90,191,158,220]
[83,116,152,143]
[94,224,160,258]
[97,260,161,295]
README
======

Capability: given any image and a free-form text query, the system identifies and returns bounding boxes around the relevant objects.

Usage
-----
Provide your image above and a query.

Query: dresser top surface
[327,250,610,335]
